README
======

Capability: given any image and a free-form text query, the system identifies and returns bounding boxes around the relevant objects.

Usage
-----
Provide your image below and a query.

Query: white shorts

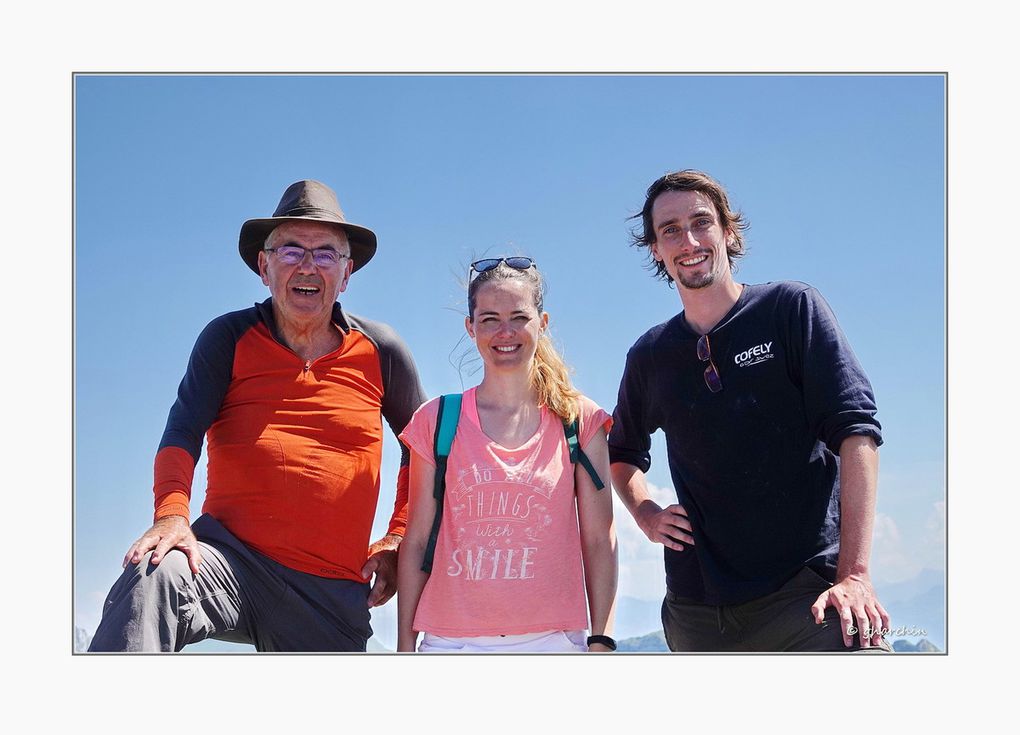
[418,629,588,653]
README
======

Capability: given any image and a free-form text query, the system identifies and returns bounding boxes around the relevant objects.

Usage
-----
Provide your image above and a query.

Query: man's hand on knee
[810,573,890,649]
[123,515,203,575]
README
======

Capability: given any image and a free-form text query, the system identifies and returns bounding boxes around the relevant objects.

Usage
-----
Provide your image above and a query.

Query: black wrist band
[586,634,617,651]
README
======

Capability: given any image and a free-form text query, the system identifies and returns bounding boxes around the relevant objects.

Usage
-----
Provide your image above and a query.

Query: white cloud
[611,482,947,594]
[871,501,946,585]
[873,512,902,545]
[74,589,109,638]
[925,500,946,537]
[871,512,916,584]
[612,481,673,601]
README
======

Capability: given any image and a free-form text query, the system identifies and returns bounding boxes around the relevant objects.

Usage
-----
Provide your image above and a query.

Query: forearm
[396,531,429,652]
[581,529,618,637]
[578,433,617,638]
[396,454,437,652]
[836,435,879,580]
[610,462,662,532]
[385,463,410,537]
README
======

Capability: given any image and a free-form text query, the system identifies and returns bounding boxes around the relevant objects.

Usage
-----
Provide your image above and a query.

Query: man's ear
[258,250,270,286]
[337,258,354,294]
[649,239,663,263]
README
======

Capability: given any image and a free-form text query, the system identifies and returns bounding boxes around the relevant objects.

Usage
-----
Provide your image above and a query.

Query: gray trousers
[88,514,373,652]
[661,566,893,653]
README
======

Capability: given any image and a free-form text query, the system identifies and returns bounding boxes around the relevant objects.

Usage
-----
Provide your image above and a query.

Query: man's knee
[114,550,194,600]
[90,550,198,652]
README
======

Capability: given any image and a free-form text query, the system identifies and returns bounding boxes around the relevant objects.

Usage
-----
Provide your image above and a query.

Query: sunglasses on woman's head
[470,257,536,276]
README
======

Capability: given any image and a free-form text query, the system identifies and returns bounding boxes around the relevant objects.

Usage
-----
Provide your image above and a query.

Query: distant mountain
[877,569,945,605]
[875,569,945,650]
[615,596,665,640]
[892,639,941,653]
[74,626,93,653]
[618,629,669,652]
[617,631,943,653]
[182,638,255,653]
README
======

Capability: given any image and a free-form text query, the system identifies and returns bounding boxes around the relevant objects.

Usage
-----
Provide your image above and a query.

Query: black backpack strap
[421,393,463,573]
[563,418,605,490]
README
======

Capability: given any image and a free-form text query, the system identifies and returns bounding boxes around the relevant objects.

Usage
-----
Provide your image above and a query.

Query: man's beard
[675,253,718,290]
[677,270,716,289]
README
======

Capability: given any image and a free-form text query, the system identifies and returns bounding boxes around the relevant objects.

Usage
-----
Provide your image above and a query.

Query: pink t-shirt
[399,388,612,637]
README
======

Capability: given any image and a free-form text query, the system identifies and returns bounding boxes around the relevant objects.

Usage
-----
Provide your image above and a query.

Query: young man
[609,170,891,652]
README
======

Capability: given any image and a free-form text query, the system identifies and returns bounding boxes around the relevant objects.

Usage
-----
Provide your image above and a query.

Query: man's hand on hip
[637,502,695,551]
[123,514,202,574]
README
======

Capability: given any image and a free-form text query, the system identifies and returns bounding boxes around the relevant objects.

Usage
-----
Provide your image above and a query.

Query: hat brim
[239,217,378,275]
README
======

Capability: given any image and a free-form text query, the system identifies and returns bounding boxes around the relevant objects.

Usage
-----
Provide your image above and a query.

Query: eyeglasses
[697,334,723,393]
[470,257,536,276]
[265,245,349,267]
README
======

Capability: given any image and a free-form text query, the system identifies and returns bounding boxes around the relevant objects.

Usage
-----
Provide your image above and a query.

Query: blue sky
[73,74,945,645]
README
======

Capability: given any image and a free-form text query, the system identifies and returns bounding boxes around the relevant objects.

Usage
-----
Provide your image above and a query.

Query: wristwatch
[586,634,617,651]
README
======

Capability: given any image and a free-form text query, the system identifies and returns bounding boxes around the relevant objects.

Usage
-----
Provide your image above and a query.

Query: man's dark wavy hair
[629,169,749,284]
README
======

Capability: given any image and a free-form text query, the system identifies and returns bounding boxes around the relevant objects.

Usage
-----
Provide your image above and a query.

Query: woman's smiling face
[466,279,548,374]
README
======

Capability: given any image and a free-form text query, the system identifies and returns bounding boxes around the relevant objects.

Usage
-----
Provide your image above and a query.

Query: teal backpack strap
[563,418,605,490]
[421,393,463,573]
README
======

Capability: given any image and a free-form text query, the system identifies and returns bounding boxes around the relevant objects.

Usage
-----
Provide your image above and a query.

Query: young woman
[397,257,617,653]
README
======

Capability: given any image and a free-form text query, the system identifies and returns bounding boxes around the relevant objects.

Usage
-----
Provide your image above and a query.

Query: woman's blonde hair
[467,261,580,424]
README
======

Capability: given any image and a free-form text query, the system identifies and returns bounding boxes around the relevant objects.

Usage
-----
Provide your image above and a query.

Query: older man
[609,169,892,652]
[89,180,426,652]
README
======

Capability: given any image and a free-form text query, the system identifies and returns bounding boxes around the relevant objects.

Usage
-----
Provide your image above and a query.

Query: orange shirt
[153,299,425,581]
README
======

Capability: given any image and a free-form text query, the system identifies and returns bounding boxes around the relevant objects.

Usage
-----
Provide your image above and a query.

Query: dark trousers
[89,514,373,652]
[661,567,892,653]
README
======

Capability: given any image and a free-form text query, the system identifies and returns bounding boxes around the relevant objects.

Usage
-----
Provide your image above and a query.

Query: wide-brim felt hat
[239,180,378,274]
